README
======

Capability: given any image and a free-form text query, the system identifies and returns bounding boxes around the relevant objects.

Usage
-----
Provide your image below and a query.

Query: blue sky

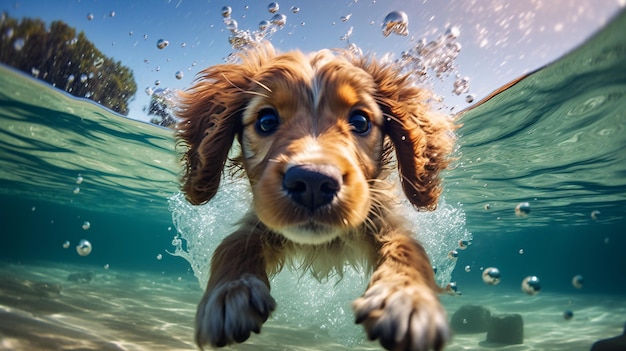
[3,0,624,122]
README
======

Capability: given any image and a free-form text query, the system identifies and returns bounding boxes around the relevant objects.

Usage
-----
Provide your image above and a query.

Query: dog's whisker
[242,90,270,99]
[251,78,272,94]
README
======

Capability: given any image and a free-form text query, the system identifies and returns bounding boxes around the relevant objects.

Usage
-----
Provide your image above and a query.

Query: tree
[0,13,137,115]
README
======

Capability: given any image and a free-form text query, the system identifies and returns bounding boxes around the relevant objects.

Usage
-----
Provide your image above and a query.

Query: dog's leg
[353,231,449,351]
[195,226,277,348]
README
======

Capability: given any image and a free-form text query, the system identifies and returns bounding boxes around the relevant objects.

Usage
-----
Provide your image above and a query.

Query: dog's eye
[349,111,371,134]
[256,109,280,134]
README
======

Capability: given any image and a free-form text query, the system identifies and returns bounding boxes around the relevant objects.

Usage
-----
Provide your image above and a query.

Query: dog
[177,42,456,351]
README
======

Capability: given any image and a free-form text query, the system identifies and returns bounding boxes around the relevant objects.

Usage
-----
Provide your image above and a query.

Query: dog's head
[177,43,455,245]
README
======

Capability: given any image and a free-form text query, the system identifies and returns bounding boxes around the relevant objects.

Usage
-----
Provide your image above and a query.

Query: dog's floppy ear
[177,44,276,205]
[362,60,456,210]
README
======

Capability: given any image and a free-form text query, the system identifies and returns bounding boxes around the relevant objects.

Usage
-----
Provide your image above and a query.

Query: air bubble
[67,75,75,83]
[484,203,491,210]
[519,248,524,255]
[291,6,300,14]
[270,13,287,27]
[482,267,501,285]
[465,94,476,103]
[515,202,531,217]
[591,210,601,220]
[13,38,25,51]
[563,310,574,320]
[76,175,84,184]
[80,74,88,83]
[156,39,169,49]
[87,13,94,21]
[73,187,80,194]
[224,18,238,32]
[340,14,352,22]
[268,2,279,13]
[93,57,104,68]
[464,265,471,272]
[521,275,541,295]
[104,263,110,270]
[82,221,91,230]
[259,20,270,31]
[156,253,163,260]
[62,241,70,249]
[447,250,458,260]
[175,71,183,80]
[458,239,470,250]
[221,6,232,18]
[572,275,584,289]
[76,239,92,256]
[446,26,461,39]
[382,11,409,37]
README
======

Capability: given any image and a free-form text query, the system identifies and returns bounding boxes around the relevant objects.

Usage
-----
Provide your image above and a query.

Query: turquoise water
[1,10,626,351]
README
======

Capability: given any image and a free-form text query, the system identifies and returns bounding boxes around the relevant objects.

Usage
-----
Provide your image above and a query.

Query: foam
[167,177,471,345]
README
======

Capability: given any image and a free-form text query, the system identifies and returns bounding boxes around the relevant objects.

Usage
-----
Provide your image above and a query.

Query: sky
[2,0,624,122]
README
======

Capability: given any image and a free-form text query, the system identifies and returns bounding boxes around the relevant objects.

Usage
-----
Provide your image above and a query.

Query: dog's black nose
[283,164,342,211]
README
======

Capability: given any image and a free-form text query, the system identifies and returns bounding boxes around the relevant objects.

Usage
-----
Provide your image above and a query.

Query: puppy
[177,42,456,351]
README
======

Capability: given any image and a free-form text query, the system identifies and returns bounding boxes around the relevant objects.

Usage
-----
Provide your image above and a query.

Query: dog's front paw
[353,281,449,351]
[196,274,276,348]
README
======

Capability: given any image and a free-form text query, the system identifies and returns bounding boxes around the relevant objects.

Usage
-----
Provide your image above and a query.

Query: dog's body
[177,43,456,351]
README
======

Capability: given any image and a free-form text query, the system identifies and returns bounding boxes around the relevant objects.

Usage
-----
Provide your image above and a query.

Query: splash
[395,26,470,95]
[167,176,471,345]
[220,4,288,55]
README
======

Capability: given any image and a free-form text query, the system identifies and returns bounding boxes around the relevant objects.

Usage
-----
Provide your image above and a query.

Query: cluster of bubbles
[480,266,540,296]
[381,12,471,98]
[86,11,115,21]
[73,174,83,194]
[479,266,585,298]
[220,3,289,53]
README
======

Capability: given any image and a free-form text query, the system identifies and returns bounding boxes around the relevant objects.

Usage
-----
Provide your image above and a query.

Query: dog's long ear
[177,45,276,205]
[362,60,456,210]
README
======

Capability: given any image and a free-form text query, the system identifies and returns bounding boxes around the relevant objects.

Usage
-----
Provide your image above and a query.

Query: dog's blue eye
[349,111,371,134]
[256,109,279,134]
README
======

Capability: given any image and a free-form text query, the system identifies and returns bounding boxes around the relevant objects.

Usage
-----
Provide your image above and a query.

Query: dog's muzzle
[282,164,342,212]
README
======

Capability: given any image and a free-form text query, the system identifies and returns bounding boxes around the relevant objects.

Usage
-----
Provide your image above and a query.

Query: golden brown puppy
[177,42,456,351]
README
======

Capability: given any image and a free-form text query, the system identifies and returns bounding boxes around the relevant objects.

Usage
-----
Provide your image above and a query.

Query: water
[1,10,626,351]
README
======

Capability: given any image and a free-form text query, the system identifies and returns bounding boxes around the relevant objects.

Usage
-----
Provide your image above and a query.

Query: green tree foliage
[0,13,137,115]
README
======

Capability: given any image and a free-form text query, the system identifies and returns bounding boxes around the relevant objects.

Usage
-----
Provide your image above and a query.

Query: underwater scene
[1,1,626,351]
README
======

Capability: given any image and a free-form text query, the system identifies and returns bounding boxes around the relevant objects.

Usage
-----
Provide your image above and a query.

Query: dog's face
[240,51,386,244]
[178,43,454,244]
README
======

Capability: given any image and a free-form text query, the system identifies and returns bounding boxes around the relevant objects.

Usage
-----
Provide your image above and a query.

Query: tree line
[0,13,137,116]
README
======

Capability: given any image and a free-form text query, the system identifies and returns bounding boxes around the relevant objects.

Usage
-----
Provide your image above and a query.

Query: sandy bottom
[0,262,624,351]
